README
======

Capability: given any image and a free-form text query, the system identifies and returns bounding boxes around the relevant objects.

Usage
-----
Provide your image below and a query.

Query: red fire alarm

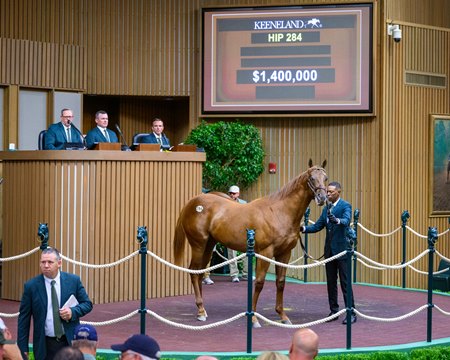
[269,162,277,174]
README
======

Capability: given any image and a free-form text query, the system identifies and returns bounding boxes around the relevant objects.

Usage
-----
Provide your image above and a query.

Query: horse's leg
[274,252,292,324]
[191,239,216,321]
[251,257,271,328]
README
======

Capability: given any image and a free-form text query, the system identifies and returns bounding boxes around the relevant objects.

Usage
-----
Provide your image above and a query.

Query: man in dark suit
[44,109,84,150]
[85,110,119,149]
[300,181,356,324]
[17,248,93,360]
[138,117,171,149]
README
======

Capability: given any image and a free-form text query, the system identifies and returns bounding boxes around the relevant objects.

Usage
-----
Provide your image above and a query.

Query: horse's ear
[308,158,313,168]
[321,160,327,168]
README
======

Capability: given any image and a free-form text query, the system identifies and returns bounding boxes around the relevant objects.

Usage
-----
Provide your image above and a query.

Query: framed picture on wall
[429,114,450,216]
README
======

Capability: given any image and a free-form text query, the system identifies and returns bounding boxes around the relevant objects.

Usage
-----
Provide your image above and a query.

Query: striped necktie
[66,127,71,142]
[104,129,110,142]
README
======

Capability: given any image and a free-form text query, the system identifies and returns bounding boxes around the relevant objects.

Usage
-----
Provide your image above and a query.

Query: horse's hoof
[197,315,207,322]
[281,319,292,325]
[252,321,262,329]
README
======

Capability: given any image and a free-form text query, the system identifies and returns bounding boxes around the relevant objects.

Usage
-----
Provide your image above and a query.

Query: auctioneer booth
[0,149,205,303]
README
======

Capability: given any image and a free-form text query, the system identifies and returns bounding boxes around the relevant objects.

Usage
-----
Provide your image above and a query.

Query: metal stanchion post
[345,226,356,350]
[246,229,255,354]
[427,227,438,343]
[38,223,49,250]
[401,210,410,288]
[352,209,359,283]
[137,226,148,335]
[303,207,310,282]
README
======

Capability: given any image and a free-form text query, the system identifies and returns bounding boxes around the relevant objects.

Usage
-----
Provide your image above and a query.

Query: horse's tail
[173,211,187,266]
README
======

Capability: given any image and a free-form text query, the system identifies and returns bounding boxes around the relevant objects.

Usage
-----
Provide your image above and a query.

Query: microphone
[115,124,131,151]
[68,121,86,149]
[326,200,333,215]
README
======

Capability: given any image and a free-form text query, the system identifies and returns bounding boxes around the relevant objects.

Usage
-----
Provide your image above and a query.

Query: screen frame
[201,3,374,116]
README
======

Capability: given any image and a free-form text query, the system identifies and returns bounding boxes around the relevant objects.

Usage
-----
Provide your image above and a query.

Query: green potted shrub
[185,120,265,192]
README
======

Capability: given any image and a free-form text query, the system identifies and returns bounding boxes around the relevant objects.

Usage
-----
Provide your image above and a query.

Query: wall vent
[405,71,446,88]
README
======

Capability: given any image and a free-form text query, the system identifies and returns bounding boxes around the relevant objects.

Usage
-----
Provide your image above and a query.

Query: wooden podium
[0,150,205,303]
[133,143,160,151]
[92,142,121,150]
[171,144,197,152]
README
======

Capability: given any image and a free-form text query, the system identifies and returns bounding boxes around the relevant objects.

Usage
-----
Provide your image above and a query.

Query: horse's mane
[267,167,320,201]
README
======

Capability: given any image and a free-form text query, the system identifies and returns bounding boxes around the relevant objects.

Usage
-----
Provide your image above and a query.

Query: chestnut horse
[173,160,327,327]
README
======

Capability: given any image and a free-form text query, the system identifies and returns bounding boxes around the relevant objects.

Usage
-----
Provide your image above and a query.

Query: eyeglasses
[62,115,74,119]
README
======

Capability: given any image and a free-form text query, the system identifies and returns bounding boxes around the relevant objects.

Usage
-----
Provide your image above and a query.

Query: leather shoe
[342,314,357,324]
[325,312,339,322]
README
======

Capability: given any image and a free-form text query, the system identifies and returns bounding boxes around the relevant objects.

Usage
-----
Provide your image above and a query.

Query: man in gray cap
[111,334,161,360]
[226,185,251,283]
[72,324,98,360]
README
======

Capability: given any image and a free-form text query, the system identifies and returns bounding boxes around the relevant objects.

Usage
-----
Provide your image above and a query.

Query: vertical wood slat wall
[0,0,449,293]
[2,152,203,303]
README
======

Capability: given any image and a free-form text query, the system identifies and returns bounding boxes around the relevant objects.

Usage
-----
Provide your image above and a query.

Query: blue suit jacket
[304,199,352,257]
[17,272,93,360]
[85,127,119,149]
[139,133,171,147]
[44,123,83,150]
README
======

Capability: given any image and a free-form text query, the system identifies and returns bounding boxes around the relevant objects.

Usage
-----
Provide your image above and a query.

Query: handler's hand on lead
[328,213,339,224]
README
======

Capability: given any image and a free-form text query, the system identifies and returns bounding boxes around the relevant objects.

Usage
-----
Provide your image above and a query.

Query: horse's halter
[307,169,327,203]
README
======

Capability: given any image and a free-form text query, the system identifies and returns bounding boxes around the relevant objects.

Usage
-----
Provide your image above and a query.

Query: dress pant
[45,335,69,360]
[325,257,355,313]
[227,249,248,277]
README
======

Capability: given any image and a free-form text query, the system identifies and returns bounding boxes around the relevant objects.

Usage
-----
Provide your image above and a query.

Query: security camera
[387,24,402,43]
[393,28,402,42]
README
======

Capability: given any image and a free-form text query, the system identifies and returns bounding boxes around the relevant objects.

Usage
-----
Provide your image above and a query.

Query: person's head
[257,351,289,360]
[95,110,109,129]
[111,334,161,360]
[72,324,98,356]
[60,108,74,127]
[0,328,15,360]
[40,247,62,279]
[326,181,342,204]
[151,118,164,136]
[228,185,240,201]
[289,328,319,360]
[53,346,84,360]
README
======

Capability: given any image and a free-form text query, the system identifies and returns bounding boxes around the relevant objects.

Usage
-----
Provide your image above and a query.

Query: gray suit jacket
[18,272,93,360]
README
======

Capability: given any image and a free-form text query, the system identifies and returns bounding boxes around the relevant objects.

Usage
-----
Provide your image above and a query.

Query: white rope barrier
[405,225,429,239]
[436,250,450,263]
[356,223,401,237]
[0,246,41,262]
[255,251,346,269]
[146,250,247,274]
[60,251,139,268]
[146,310,246,330]
[1,221,449,336]
[353,305,428,322]
[355,249,429,270]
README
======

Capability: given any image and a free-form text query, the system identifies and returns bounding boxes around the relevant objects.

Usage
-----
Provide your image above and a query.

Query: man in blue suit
[138,118,171,149]
[85,110,119,149]
[18,248,93,360]
[44,109,84,150]
[300,181,356,324]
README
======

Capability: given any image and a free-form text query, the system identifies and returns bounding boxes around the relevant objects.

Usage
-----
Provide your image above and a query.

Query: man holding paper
[18,248,93,360]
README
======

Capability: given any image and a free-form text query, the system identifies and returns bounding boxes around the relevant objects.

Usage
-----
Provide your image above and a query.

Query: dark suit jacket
[139,133,171,147]
[17,272,93,360]
[44,122,83,150]
[85,127,119,149]
[304,199,352,258]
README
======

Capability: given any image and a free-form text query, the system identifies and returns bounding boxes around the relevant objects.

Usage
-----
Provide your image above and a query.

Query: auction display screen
[202,4,373,114]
